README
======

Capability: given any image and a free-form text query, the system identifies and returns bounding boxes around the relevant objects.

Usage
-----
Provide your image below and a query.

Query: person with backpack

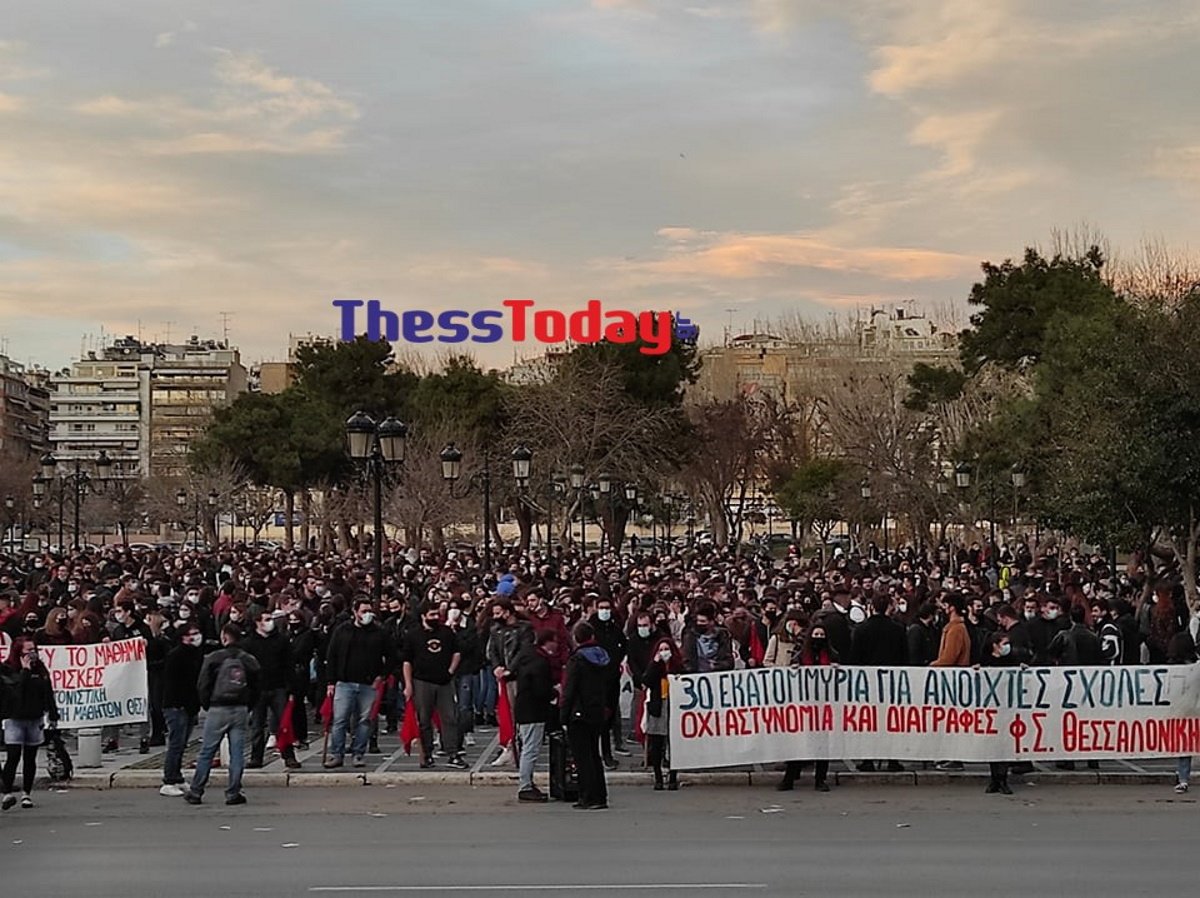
[183,623,261,806]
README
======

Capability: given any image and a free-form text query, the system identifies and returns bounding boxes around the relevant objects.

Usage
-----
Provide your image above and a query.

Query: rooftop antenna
[219,311,231,347]
[724,307,737,346]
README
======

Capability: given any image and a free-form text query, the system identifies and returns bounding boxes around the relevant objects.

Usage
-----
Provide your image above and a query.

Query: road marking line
[310,885,768,893]
[470,732,501,776]
[1117,759,1148,774]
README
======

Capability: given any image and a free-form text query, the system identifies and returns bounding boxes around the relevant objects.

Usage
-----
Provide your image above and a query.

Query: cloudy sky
[3,0,1200,372]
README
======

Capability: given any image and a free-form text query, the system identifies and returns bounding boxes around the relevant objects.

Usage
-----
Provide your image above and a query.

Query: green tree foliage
[570,327,700,408]
[774,458,851,543]
[904,363,967,412]
[409,355,505,437]
[958,246,1119,374]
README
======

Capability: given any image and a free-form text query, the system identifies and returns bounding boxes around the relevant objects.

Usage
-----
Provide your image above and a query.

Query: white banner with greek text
[41,638,150,728]
[668,665,1200,769]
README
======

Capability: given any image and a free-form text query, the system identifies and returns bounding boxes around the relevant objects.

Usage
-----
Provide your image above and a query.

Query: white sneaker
[490,746,514,767]
[465,733,476,747]
[267,735,277,750]
[1175,781,1189,794]
[159,784,185,797]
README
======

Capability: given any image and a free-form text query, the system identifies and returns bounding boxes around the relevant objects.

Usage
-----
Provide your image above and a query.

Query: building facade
[49,336,248,478]
[0,354,51,460]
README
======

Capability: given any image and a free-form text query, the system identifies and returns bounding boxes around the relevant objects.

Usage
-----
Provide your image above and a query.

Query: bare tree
[504,356,684,550]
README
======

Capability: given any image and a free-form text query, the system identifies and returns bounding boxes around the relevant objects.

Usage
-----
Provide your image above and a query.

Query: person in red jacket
[524,589,570,683]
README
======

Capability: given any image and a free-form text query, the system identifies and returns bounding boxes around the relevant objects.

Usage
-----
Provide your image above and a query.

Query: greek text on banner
[667,665,1200,769]
[40,638,150,729]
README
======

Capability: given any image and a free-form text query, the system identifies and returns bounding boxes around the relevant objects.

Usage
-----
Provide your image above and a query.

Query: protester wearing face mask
[641,636,683,791]
[244,609,298,769]
[1028,595,1068,665]
[402,606,466,770]
[1,638,59,810]
[159,625,205,797]
[681,602,734,675]
[324,598,394,769]
[586,597,629,767]
[776,623,835,792]
[978,631,1031,794]
[764,611,807,668]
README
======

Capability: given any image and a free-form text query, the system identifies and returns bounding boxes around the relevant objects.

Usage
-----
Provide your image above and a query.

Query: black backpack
[45,729,73,782]
[211,652,249,704]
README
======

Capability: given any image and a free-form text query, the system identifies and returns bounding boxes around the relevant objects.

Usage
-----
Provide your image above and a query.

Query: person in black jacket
[243,609,297,769]
[848,594,906,773]
[183,624,262,806]
[285,612,316,750]
[1,638,59,810]
[906,603,939,666]
[513,630,558,802]
[980,630,1031,795]
[324,598,394,769]
[561,621,611,810]
[159,625,205,797]
[588,596,628,766]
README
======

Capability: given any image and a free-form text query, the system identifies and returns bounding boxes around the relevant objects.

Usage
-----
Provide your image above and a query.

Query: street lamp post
[38,451,111,551]
[597,472,612,554]
[346,411,408,605]
[440,443,528,571]
[569,464,585,552]
[860,479,872,555]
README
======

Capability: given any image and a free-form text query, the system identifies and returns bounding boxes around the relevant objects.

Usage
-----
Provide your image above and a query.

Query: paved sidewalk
[51,720,1181,789]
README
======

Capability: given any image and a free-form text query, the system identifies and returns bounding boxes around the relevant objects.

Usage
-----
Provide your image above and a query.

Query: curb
[61,769,1178,790]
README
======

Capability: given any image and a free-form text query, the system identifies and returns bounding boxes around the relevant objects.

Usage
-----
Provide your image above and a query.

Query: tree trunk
[299,490,311,551]
[284,491,296,549]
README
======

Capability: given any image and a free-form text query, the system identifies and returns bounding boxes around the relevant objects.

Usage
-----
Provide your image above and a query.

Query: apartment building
[49,336,248,477]
[0,354,51,460]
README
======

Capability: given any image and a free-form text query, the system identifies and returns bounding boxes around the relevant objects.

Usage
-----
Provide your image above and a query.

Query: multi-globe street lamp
[346,411,408,604]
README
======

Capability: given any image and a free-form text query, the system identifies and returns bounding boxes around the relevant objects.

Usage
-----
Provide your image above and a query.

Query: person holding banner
[777,621,835,792]
[979,630,1031,794]
[1,637,59,810]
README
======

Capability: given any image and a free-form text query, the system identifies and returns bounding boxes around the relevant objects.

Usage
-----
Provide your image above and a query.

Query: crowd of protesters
[1,534,1198,810]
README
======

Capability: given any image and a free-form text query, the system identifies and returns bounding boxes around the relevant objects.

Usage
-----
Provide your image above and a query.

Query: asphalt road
[1,782,1193,897]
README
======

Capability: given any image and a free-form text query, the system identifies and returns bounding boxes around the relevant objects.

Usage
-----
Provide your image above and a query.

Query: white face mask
[637,625,651,638]
[68,583,78,594]
[998,642,1012,657]
[260,619,275,634]
[359,612,374,626]
[179,607,191,619]
[1024,610,1037,621]
[657,649,671,662]
[185,634,203,647]
[896,601,908,614]
[446,608,462,624]
[597,608,612,622]
[1044,608,1060,621]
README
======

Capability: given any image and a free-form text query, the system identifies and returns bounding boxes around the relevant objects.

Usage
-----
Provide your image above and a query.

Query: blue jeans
[1179,756,1192,785]
[457,674,479,732]
[331,682,376,761]
[518,722,545,791]
[476,670,497,716]
[162,708,195,785]
[189,705,248,800]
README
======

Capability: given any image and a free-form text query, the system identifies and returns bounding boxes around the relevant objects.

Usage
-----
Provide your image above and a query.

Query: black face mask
[424,617,439,627]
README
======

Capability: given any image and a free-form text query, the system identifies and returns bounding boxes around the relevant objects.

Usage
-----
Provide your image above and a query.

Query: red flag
[400,702,420,755]
[496,682,514,748]
[319,692,334,734]
[276,697,296,754]
[632,688,645,745]
[748,625,765,667]
[368,678,388,721]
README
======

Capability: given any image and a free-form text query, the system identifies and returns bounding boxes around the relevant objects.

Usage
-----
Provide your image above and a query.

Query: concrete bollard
[77,728,103,768]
